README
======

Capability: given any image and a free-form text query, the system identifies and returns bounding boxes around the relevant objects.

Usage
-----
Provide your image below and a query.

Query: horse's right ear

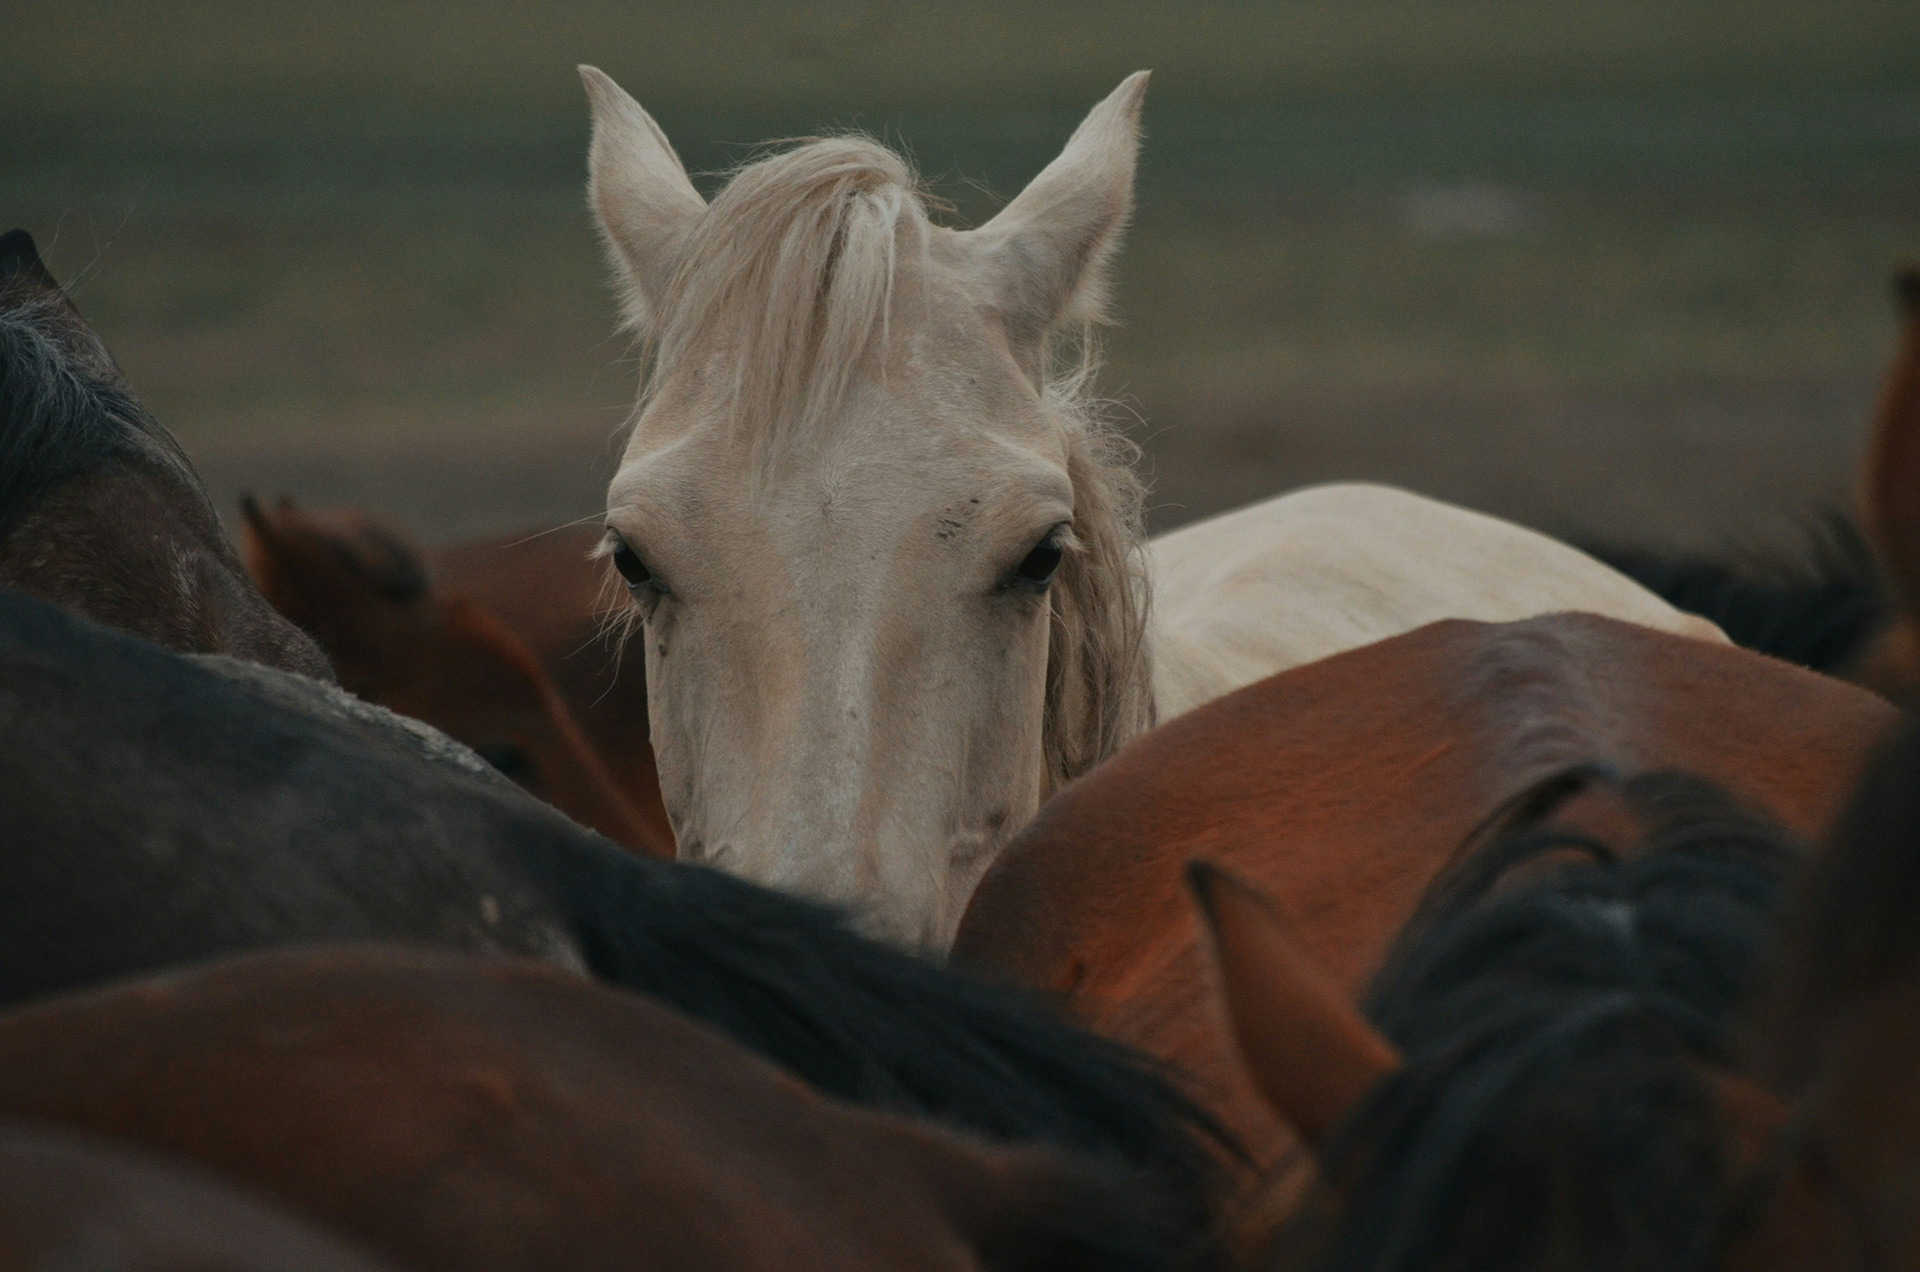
[580,66,707,332]
[1187,860,1400,1149]
[0,230,60,298]
[1860,267,1920,615]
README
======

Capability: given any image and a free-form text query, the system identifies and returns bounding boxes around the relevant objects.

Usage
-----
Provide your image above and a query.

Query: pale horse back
[1148,481,1728,720]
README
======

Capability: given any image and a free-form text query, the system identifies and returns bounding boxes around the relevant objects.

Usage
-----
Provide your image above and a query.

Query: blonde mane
[610,133,1155,793]
[1040,368,1156,795]
[627,137,918,451]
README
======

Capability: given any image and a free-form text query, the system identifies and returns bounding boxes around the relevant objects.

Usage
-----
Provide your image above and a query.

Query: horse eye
[609,537,654,590]
[1012,533,1065,587]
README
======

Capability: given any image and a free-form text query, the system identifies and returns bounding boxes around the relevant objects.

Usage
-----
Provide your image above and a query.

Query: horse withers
[0,229,331,679]
[580,68,1717,948]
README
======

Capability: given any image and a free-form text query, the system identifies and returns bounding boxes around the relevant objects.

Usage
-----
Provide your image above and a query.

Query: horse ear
[580,66,707,332]
[0,229,124,385]
[1187,860,1400,1149]
[1860,267,1920,614]
[240,496,430,611]
[959,71,1149,384]
[0,230,61,298]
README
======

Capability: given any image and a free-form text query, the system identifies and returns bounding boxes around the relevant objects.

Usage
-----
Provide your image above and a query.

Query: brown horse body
[954,613,1896,1165]
[1173,711,1920,1271]
[0,945,1185,1272]
[0,1122,398,1271]
[243,503,673,856]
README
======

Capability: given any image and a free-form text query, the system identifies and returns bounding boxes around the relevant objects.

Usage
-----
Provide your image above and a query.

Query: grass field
[7,2,1920,547]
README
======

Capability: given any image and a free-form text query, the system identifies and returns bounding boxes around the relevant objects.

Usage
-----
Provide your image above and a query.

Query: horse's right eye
[610,538,654,590]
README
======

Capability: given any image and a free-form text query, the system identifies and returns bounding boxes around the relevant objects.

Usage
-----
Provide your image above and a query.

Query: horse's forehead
[619,374,1066,507]
[618,433,1064,535]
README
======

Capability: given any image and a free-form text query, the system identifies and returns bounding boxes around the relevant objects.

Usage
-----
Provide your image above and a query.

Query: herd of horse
[3,65,1919,1271]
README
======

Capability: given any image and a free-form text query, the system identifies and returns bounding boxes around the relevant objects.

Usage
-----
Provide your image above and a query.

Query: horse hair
[0,257,197,543]
[535,814,1234,1234]
[609,138,1155,789]
[1761,713,1920,1090]
[1581,516,1885,674]
[0,584,1224,1248]
[1270,770,1800,1272]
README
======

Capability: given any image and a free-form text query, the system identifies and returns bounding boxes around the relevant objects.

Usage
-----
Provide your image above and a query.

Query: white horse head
[586,68,1155,947]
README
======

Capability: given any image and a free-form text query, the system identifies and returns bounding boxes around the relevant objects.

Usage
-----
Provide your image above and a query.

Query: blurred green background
[7,1,1919,549]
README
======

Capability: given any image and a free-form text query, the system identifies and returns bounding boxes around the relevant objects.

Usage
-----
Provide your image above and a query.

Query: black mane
[1581,520,1885,674]
[1274,771,1800,1272]
[0,230,191,541]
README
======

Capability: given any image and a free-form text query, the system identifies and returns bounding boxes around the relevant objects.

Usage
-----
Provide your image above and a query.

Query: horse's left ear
[1187,860,1401,1149]
[959,71,1149,384]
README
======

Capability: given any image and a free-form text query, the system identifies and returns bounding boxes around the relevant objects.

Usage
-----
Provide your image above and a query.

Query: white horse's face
[608,294,1071,944]
[586,69,1149,947]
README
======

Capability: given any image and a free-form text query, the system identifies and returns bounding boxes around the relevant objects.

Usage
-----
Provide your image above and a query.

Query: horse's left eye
[608,535,657,592]
[1010,530,1066,588]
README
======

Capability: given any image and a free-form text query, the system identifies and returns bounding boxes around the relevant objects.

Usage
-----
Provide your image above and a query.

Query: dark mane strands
[1582,518,1885,674]
[1275,771,1802,1272]
[544,849,1237,1222]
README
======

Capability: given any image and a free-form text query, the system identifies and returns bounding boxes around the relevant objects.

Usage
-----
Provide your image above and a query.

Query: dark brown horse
[953,613,1894,1169]
[0,945,1194,1272]
[242,499,670,855]
[0,1121,398,1271]
[0,228,331,679]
